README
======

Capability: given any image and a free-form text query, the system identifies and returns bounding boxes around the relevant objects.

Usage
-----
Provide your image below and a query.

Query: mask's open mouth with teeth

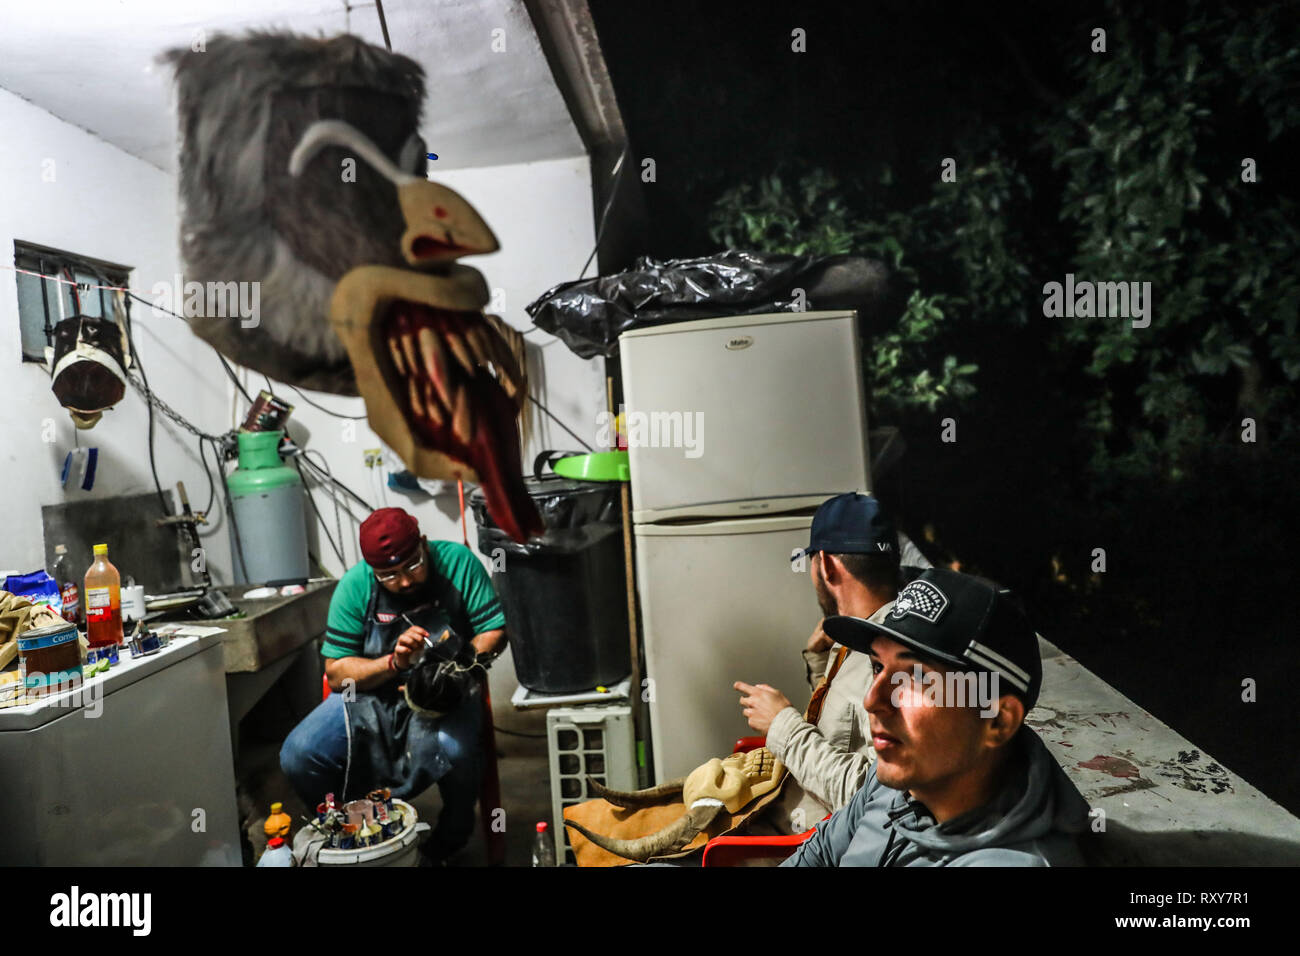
[331,264,543,543]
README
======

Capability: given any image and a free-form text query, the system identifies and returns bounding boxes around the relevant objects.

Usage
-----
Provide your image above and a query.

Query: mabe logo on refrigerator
[725,335,754,351]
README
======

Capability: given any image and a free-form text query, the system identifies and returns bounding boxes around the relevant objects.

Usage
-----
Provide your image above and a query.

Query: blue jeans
[280,690,484,857]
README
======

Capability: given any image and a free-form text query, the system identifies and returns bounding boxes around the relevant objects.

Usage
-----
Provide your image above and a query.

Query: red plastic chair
[321,669,505,865]
[699,736,822,867]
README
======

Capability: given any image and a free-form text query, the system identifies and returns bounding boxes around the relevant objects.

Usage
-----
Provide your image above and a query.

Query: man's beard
[814,574,838,617]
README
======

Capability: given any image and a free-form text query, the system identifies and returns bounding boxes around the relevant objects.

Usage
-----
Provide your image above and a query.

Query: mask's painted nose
[398,179,499,267]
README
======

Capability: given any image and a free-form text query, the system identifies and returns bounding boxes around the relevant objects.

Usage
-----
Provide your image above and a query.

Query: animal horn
[288,119,418,186]
[586,776,685,808]
[564,802,724,862]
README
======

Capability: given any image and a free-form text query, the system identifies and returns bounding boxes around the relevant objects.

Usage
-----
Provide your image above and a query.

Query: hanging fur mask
[50,313,131,430]
[163,32,542,541]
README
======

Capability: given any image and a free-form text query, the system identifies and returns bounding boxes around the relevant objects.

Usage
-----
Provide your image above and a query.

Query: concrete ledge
[1034,638,1300,865]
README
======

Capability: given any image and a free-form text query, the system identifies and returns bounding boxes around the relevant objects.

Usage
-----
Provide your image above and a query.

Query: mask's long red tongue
[386,303,542,543]
[468,379,544,543]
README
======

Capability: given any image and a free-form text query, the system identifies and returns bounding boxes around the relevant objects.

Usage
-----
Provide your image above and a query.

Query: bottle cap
[93,543,108,555]
[536,821,548,833]
[270,802,282,814]
[55,544,66,554]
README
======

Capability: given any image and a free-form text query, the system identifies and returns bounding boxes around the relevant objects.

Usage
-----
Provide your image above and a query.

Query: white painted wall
[0,87,237,584]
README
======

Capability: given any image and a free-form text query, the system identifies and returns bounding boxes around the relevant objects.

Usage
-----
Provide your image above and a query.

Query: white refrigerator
[619,310,871,781]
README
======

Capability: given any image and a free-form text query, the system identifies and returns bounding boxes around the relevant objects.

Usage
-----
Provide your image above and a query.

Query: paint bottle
[339,823,359,850]
[263,802,292,841]
[531,821,555,867]
[83,544,123,650]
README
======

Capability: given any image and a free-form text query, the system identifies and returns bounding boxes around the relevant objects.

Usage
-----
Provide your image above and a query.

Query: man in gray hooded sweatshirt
[783,569,1089,867]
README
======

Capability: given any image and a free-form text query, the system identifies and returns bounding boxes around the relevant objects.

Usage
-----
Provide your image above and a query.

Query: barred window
[13,241,132,363]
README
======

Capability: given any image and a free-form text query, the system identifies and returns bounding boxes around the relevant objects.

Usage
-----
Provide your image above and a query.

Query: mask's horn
[288,119,499,265]
[288,119,418,185]
[564,801,725,862]
[586,776,686,808]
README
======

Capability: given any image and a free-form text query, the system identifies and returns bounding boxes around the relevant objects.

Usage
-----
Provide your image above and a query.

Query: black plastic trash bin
[470,476,631,693]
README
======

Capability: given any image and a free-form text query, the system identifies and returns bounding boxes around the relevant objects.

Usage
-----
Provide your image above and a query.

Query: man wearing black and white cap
[783,568,1089,866]
[734,492,930,835]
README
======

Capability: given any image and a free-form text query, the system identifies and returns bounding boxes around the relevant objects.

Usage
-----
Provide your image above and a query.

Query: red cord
[457,478,469,546]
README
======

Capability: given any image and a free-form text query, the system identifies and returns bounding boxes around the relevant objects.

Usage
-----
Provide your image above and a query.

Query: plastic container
[256,837,293,867]
[18,620,83,696]
[317,799,430,868]
[264,802,292,841]
[551,451,630,482]
[83,543,123,650]
[532,821,556,866]
[470,477,631,693]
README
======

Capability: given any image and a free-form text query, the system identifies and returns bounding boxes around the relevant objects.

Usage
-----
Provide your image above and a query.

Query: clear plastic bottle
[52,544,81,625]
[531,821,556,867]
[83,543,123,650]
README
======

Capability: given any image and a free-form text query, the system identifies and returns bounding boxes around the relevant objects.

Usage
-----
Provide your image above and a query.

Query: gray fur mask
[163,32,541,541]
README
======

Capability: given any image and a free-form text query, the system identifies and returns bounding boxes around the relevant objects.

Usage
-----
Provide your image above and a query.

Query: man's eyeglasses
[374,546,426,583]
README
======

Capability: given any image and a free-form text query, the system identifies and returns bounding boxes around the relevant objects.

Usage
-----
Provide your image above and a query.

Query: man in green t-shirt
[281,507,506,862]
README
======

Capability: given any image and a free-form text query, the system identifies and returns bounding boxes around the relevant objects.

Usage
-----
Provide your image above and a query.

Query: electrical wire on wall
[527,394,594,452]
[196,436,217,522]
[6,264,367,581]
[523,144,630,338]
[122,290,253,403]
[14,245,572,575]
[294,458,346,566]
[298,449,352,564]
[301,450,373,517]
[120,287,374,575]
[287,384,367,420]
[104,288,248,580]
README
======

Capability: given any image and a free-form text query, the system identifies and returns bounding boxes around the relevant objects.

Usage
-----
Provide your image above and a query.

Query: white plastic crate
[546,704,637,864]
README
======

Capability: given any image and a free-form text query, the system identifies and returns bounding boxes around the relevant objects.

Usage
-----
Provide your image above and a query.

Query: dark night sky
[588,0,1091,256]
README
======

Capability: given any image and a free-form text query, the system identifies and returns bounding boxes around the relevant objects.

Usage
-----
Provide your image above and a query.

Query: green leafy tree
[1040,0,1300,481]
[706,166,981,413]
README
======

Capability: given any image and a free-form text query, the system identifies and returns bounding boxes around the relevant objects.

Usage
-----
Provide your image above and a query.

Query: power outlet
[363,448,383,468]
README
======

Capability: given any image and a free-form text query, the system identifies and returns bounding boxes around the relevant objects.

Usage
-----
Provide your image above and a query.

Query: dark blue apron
[341,563,479,801]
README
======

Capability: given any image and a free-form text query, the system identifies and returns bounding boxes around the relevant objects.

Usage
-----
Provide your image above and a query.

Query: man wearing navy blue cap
[734,493,927,834]
[783,568,1089,866]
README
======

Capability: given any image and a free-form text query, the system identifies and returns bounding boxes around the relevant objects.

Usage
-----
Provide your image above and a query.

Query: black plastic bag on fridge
[525,249,889,359]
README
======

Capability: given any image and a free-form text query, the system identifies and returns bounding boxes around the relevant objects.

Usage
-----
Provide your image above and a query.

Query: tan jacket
[763,641,876,834]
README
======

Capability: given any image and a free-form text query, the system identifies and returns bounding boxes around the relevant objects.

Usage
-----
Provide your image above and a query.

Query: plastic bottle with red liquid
[83,543,124,650]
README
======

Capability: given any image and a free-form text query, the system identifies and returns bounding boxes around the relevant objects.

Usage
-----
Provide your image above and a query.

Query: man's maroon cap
[359,508,422,568]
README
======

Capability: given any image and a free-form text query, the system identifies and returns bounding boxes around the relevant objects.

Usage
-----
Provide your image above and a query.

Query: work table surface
[157,579,337,673]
